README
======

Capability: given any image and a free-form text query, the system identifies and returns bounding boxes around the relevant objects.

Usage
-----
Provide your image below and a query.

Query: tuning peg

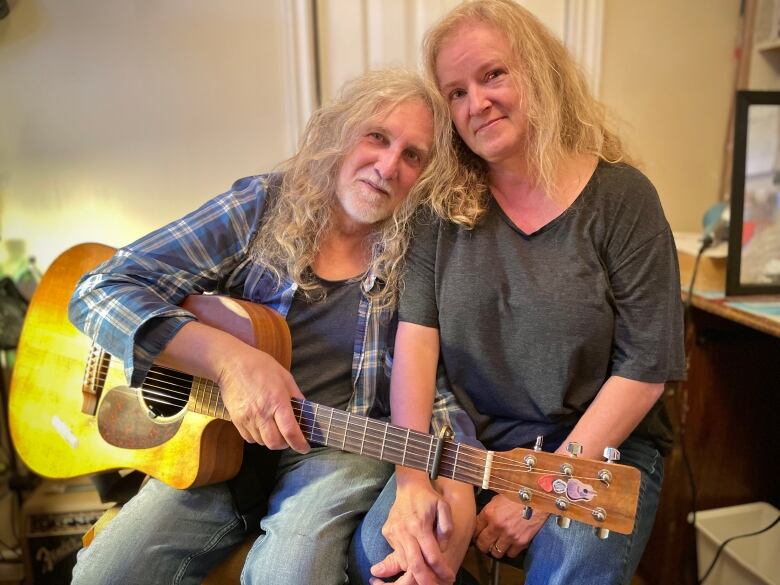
[603,446,621,463]
[591,507,606,522]
[522,506,533,520]
[556,516,571,528]
[566,442,583,457]
[533,436,544,452]
[594,527,610,539]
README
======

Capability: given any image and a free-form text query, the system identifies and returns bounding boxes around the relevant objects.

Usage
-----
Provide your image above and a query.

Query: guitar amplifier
[20,477,113,585]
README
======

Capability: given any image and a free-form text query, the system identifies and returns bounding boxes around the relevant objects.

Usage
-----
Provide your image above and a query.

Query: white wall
[0,0,311,271]
[601,0,740,232]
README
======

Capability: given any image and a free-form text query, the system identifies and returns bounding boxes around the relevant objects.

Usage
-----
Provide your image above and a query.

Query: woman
[351,1,685,584]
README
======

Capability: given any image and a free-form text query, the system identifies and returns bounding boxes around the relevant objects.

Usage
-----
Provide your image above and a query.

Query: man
[68,68,443,585]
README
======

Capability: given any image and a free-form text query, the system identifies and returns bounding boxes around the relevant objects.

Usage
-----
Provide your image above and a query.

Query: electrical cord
[683,235,779,583]
[698,514,780,584]
[678,236,714,531]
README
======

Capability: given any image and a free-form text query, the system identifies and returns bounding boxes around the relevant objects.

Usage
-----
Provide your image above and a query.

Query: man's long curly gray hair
[251,68,448,309]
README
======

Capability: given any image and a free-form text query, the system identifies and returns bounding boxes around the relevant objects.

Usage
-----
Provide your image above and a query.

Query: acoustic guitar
[9,243,641,536]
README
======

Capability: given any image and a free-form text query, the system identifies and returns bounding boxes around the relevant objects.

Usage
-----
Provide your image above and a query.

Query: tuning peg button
[533,436,544,452]
[566,442,583,457]
[603,447,621,463]
[594,527,610,539]
[522,506,533,520]
[556,516,571,529]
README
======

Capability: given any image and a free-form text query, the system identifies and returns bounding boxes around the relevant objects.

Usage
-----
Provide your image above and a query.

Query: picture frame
[725,90,780,296]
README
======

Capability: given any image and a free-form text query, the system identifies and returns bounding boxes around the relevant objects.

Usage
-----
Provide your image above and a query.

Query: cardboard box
[695,502,780,585]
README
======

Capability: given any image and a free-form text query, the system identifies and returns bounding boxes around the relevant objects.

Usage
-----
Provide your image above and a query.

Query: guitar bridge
[81,343,112,415]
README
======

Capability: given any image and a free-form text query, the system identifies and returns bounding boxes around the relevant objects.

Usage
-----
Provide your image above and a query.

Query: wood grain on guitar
[9,243,641,535]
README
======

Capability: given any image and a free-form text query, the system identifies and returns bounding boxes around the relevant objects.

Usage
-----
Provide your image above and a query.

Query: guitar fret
[379,423,388,461]
[313,403,321,444]
[218,385,226,420]
[401,429,410,467]
[324,408,334,445]
[427,435,434,475]
[301,401,315,442]
[452,442,460,480]
[191,378,199,413]
[342,413,350,450]
[360,418,368,455]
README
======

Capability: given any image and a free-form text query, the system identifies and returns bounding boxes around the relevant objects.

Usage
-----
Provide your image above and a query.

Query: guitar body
[9,243,291,489]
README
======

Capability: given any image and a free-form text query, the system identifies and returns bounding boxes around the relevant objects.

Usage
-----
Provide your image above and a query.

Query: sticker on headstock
[537,475,597,502]
[565,479,597,501]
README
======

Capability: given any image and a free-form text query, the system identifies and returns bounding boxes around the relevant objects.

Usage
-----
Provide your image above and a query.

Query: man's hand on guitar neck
[158,320,310,453]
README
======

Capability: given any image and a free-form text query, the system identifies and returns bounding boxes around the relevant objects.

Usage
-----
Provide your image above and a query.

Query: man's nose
[374,148,401,180]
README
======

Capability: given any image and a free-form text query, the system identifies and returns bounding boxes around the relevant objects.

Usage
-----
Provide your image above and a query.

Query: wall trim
[282,0,318,154]
[564,0,604,97]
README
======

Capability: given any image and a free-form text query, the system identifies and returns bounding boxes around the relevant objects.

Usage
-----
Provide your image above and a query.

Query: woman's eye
[368,132,385,142]
[449,89,466,101]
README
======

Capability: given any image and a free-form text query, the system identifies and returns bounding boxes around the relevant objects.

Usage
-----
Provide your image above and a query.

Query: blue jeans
[72,447,391,585]
[349,435,663,585]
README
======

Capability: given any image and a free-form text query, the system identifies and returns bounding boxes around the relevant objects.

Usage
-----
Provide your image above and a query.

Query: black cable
[685,235,713,311]
[683,237,779,584]
[678,238,712,531]
[698,514,780,584]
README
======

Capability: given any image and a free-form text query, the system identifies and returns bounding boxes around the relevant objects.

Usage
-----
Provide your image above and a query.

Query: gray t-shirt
[399,162,685,452]
[287,276,362,411]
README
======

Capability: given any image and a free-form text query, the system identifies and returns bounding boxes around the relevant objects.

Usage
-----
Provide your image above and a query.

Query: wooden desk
[637,294,780,584]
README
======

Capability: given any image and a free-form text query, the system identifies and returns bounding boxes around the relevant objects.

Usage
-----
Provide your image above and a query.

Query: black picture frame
[726,90,780,296]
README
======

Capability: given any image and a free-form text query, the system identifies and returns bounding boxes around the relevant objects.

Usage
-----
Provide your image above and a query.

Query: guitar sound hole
[140,366,191,419]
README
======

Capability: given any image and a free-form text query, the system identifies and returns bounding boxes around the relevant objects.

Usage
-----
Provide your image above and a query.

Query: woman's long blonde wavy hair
[422,0,631,227]
[251,68,449,309]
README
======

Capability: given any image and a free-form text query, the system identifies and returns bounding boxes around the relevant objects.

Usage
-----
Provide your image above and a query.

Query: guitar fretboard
[178,368,489,487]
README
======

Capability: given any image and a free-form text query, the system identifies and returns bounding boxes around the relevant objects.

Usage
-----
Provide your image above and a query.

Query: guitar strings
[100,359,616,475]
[134,369,617,484]
[95,362,620,517]
[143,373,613,489]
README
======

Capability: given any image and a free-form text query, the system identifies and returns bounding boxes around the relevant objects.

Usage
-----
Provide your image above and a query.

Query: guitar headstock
[487,444,640,536]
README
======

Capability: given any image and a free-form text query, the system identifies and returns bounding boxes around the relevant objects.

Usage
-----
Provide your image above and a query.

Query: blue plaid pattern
[69,174,470,434]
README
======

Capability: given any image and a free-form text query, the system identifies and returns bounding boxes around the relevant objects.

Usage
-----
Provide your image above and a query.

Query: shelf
[684,292,780,338]
[757,37,780,52]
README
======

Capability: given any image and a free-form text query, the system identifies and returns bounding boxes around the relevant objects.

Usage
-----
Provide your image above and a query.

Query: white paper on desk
[673,231,728,258]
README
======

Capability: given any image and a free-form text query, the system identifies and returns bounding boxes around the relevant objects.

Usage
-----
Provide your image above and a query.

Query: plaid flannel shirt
[69,175,476,438]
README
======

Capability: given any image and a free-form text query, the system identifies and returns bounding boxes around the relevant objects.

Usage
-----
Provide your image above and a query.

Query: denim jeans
[349,434,663,585]
[72,447,392,585]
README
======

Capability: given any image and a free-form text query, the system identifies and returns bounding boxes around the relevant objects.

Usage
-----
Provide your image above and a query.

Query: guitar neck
[180,367,488,487]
